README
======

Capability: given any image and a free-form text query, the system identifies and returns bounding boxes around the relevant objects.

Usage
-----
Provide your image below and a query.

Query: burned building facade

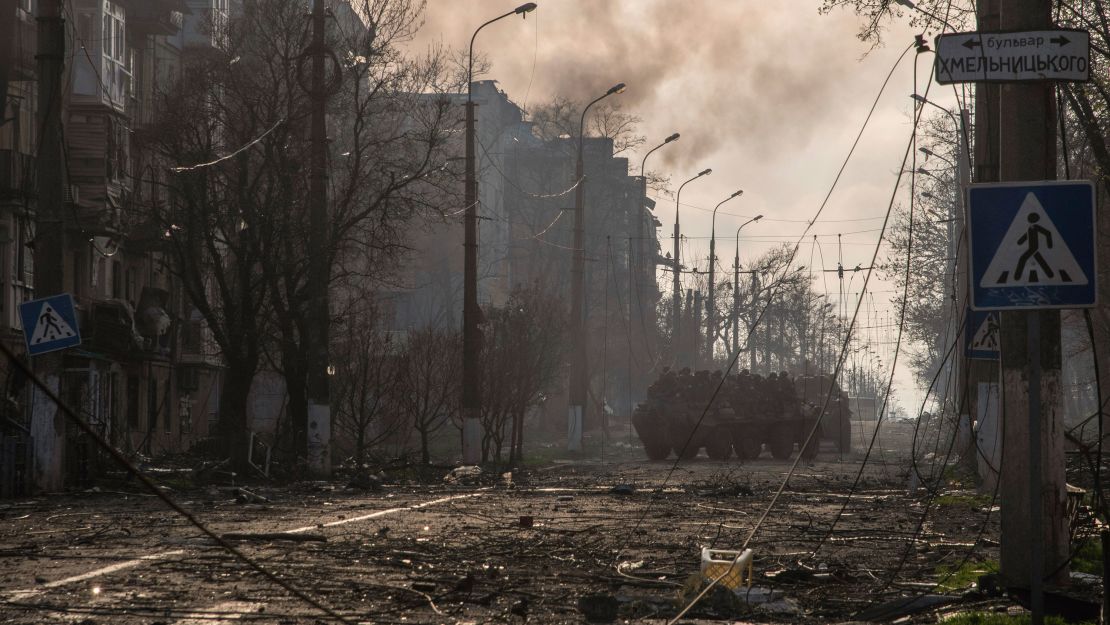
[1,0,229,492]
[386,81,663,423]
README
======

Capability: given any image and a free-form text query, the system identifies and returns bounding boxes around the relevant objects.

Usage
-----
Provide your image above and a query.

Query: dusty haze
[410,1,936,406]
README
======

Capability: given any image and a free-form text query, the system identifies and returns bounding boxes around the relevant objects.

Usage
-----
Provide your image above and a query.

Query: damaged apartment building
[385,80,663,427]
[0,0,229,494]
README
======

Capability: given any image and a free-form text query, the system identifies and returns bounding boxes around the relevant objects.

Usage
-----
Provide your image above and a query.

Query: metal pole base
[306,402,331,477]
[462,418,482,464]
[567,405,583,452]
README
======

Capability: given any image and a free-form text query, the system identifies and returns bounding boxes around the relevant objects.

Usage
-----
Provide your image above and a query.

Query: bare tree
[528,96,645,156]
[144,37,282,470]
[256,0,458,463]
[819,0,976,46]
[397,326,460,465]
[479,283,567,464]
[146,0,459,467]
[331,314,403,469]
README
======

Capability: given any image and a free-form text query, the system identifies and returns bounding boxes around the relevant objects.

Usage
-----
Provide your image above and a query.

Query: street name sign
[935,29,1089,84]
[19,293,81,356]
[966,309,1000,360]
[967,180,1097,310]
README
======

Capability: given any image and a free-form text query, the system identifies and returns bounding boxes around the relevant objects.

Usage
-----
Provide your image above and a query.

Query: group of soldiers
[646,367,801,420]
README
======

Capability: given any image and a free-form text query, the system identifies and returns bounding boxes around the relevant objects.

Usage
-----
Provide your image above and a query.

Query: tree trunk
[355,420,365,470]
[285,357,308,466]
[516,412,526,464]
[419,426,430,465]
[219,364,255,474]
[508,413,519,465]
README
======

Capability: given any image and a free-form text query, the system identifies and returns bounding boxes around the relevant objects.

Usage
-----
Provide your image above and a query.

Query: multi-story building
[0,0,232,492]
[386,81,662,422]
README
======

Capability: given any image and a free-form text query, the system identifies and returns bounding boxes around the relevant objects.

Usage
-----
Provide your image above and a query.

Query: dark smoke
[411,1,881,171]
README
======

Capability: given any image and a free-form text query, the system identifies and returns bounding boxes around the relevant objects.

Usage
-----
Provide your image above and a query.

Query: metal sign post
[968,180,1097,624]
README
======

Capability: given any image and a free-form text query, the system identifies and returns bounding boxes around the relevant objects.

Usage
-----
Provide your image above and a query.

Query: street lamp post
[911,94,970,417]
[707,190,743,362]
[567,82,626,452]
[630,133,678,407]
[894,0,958,30]
[462,2,536,464]
[672,169,711,369]
[637,133,680,323]
[732,215,762,356]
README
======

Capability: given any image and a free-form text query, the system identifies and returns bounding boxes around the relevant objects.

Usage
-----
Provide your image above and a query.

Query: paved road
[0,423,1002,624]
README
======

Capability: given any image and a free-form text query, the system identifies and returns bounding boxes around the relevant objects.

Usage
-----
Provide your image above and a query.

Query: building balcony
[128,0,188,37]
[7,8,36,80]
[0,150,35,204]
[84,299,141,356]
[83,295,173,361]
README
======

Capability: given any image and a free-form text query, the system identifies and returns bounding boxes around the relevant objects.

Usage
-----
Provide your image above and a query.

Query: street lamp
[894,0,957,31]
[707,189,743,362]
[919,146,954,166]
[732,214,762,358]
[672,168,711,369]
[630,132,678,402]
[567,81,626,452]
[636,133,680,306]
[912,93,971,425]
[911,94,971,173]
[462,2,536,464]
[641,134,680,179]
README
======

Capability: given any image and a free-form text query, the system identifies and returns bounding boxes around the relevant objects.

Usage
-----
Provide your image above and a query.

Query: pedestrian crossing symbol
[980,193,1087,287]
[19,293,81,356]
[968,181,1097,310]
[966,309,999,360]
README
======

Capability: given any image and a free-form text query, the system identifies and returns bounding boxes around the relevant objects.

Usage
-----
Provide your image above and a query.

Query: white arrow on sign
[935,29,1090,84]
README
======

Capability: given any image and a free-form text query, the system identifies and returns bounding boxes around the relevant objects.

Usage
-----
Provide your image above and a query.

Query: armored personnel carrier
[632,370,852,461]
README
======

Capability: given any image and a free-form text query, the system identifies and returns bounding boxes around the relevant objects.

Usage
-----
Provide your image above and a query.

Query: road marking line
[4,492,484,600]
[5,550,187,600]
[172,600,263,624]
[285,492,482,534]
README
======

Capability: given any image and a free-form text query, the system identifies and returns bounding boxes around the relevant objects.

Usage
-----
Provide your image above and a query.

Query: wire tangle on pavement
[607,36,917,614]
[667,39,933,623]
[0,339,356,624]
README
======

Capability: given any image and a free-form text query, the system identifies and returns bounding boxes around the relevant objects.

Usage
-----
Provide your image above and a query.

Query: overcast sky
[410,1,963,408]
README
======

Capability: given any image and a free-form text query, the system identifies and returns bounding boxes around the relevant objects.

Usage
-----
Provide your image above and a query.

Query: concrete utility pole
[462,3,536,465]
[305,0,332,476]
[917,93,976,473]
[567,82,624,452]
[729,215,761,358]
[672,169,710,369]
[635,133,678,394]
[970,0,1002,493]
[31,0,66,491]
[750,272,760,371]
[707,190,742,363]
[997,0,1070,612]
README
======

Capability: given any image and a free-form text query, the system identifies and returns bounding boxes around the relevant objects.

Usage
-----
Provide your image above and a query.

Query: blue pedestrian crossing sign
[966,309,1000,360]
[968,180,1097,310]
[20,293,81,356]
